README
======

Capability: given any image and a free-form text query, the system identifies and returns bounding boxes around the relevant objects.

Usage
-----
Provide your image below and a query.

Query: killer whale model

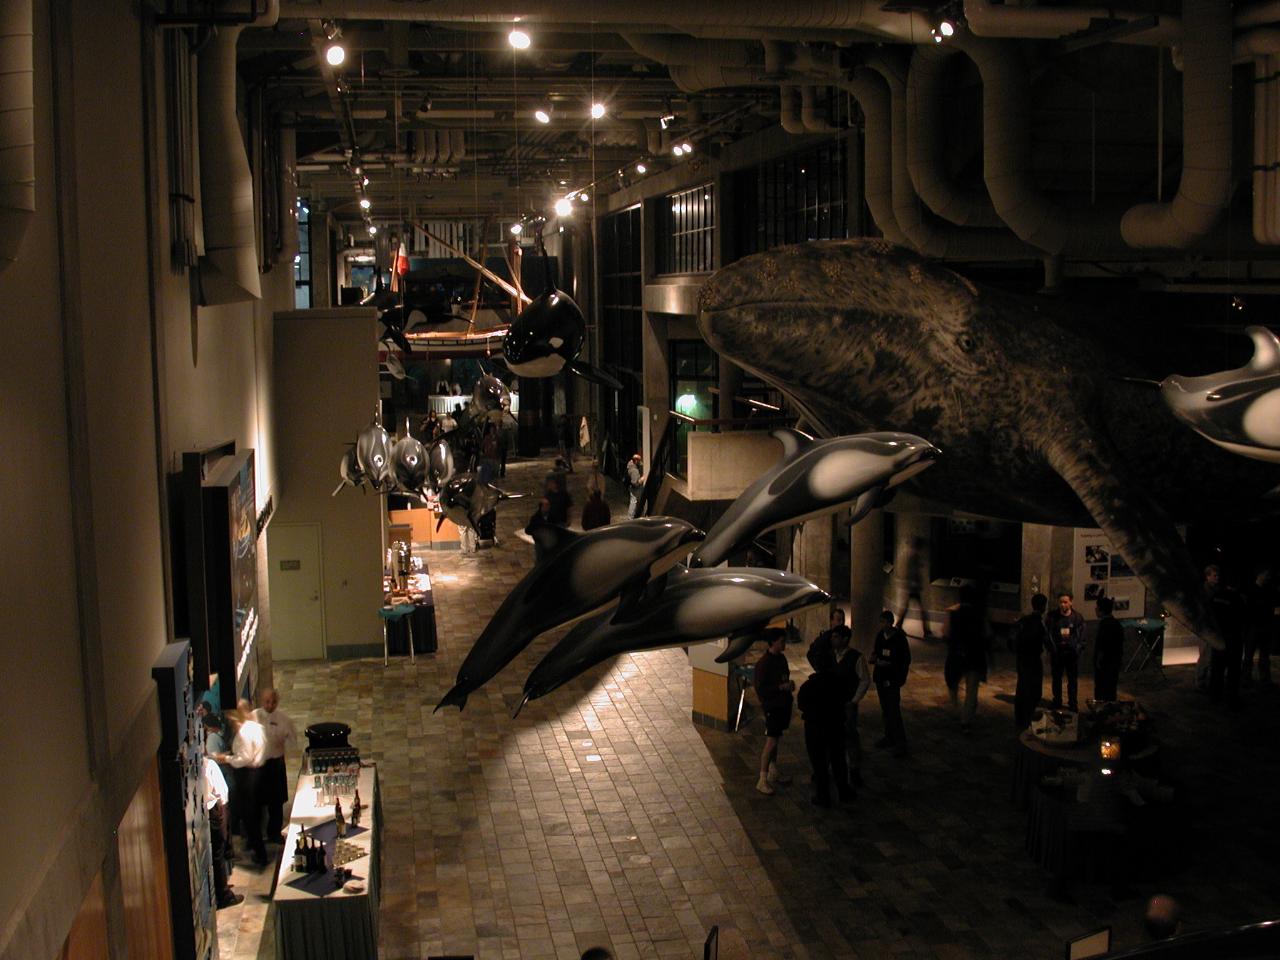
[436,473,522,534]
[518,566,829,710]
[435,517,705,712]
[502,288,623,390]
[390,419,429,499]
[354,412,394,493]
[698,240,1280,646]
[427,437,456,493]
[1160,325,1280,464]
[690,430,940,568]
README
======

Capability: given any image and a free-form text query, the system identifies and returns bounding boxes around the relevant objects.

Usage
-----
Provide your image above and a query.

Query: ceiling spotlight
[579,191,589,201]
[590,102,606,120]
[359,197,371,210]
[508,28,531,50]
[324,42,346,67]
[680,141,693,153]
[368,225,378,235]
[510,222,523,236]
[361,176,370,187]
[559,179,568,186]
[554,197,573,217]
[635,162,647,174]
[672,144,685,157]
[534,105,552,124]
[659,113,676,130]
[322,19,341,40]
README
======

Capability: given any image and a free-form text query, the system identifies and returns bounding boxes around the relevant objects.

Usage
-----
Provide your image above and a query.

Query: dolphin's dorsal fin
[530,524,580,559]
[771,427,814,459]
[1246,326,1280,373]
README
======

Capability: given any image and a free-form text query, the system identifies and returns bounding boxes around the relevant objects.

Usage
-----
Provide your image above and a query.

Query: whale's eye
[957,334,976,353]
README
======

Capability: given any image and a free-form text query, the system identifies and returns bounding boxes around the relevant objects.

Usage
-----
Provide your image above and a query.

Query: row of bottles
[292,827,327,874]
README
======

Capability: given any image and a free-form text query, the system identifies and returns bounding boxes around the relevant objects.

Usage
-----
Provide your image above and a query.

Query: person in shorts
[753,628,795,794]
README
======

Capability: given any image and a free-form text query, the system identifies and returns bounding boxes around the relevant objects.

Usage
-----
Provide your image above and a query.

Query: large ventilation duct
[953,33,1122,256]
[907,44,1003,228]
[799,85,838,132]
[668,64,769,92]
[842,72,908,246]
[0,0,34,272]
[864,55,1033,260]
[624,34,769,92]
[963,0,1180,45]
[197,2,279,303]
[779,86,806,134]
[449,129,465,165]
[1120,0,1232,249]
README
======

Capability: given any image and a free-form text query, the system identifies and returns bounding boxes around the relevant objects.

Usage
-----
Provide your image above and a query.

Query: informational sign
[1071,530,1146,620]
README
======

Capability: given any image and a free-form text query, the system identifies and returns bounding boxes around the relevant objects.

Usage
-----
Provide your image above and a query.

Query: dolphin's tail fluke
[511,693,531,719]
[434,684,469,713]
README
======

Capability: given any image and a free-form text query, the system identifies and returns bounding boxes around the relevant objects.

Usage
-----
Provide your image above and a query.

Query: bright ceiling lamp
[680,141,693,153]
[554,197,573,217]
[635,162,647,174]
[324,41,346,66]
[672,144,685,156]
[359,197,371,210]
[510,222,523,236]
[590,102,606,120]
[579,191,589,201]
[367,224,378,235]
[508,28,531,50]
[534,104,552,124]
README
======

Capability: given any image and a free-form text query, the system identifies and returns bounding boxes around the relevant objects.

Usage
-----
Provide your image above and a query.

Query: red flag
[391,242,409,292]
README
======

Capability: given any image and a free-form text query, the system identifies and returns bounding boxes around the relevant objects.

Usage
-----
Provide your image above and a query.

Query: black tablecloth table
[1026,783,1126,883]
[1011,732,1096,810]
[385,597,436,656]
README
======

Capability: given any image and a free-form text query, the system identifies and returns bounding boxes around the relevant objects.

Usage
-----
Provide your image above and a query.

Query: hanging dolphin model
[437,473,521,534]
[381,340,407,380]
[1159,325,1280,464]
[435,517,706,712]
[502,288,623,390]
[427,437,456,493]
[355,413,394,493]
[518,566,829,710]
[690,430,940,568]
[696,240,1280,647]
[471,373,512,422]
[390,421,429,497]
[331,446,365,497]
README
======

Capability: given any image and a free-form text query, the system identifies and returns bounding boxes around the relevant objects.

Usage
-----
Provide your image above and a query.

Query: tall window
[599,205,643,470]
[734,140,848,257]
[656,183,715,275]
[668,340,718,478]
[294,200,311,309]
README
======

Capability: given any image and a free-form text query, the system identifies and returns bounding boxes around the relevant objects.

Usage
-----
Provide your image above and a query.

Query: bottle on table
[334,797,346,838]
[293,828,308,872]
[352,787,362,825]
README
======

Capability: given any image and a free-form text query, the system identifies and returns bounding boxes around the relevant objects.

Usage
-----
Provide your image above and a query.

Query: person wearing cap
[255,688,298,843]
[625,453,645,518]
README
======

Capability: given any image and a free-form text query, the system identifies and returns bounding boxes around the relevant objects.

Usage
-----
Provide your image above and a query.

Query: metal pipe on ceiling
[962,0,1181,46]
[841,71,907,245]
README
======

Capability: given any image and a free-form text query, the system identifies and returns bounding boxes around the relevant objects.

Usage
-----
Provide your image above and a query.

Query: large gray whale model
[690,429,939,568]
[1160,325,1280,464]
[519,566,829,709]
[697,240,1280,646]
[435,517,705,712]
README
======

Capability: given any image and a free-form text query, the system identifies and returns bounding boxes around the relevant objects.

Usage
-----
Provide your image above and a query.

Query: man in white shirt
[255,688,298,842]
[214,700,270,866]
[202,755,242,908]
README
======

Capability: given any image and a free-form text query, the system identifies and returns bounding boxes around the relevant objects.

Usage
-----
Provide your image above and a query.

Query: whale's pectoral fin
[1044,439,1223,649]
[770,427,814,458]
[566,359,624,391]
[614,571,668,623]
[435,514,445,532]
[529,524,580,560]
[715,630,764,663]
[849,485,892,524]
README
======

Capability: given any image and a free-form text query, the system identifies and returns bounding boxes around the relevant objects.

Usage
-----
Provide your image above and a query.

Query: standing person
[826,624,871,786]
[1046,591,1086,711]
[1012,593,1051,730]
[1093,596,1124,702]
[1196,565,1220,692]
[897,537,933,639]
[580,488,611,530]
[254,688,297,844]
[1208,572,1245,707]
[544,474,571,526]
[557,414,576,472]
[202,754,242,908]
[625,453,645,519]
[1243,566,1276,684]
[202,712,235,876]
[214,702,269,866]
[753,628,796,795]
[806,608,846,670]
[526,497,556,562]
[797,665,853,807]
[944,586,987,731]
[870,611,911,757]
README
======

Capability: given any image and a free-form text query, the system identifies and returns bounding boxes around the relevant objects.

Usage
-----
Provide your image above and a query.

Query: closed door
[268,522,325,660]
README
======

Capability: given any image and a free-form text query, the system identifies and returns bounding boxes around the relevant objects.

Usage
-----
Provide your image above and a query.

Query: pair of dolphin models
[436,429,940,713]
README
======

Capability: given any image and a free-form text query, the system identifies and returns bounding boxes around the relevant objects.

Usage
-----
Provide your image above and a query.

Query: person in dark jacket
[806,608,846,672]
[808,621,871,785]
[580,489,612,530]
[525,498,555,562]
[1012,593,1051,730]
[797,667,853,807]
[870,611,911,757]
[544,474,571,526]
[753,628,795,794]
[1046,591,1087,711]
[1093,595,1124,702]
[945,586,987,731]
[1243,566,1276,684]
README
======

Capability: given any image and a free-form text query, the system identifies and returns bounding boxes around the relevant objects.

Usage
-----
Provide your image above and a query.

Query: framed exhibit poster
[1072,529,1146,620]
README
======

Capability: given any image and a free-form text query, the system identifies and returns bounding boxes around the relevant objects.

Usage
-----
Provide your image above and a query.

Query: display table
[1011,728,1158,810]
[1026,782,1125,883]
[385,599,436,656]
[273,765,381,960]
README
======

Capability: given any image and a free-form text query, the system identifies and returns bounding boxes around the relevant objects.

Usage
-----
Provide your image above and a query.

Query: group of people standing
[200,687,298,908]
[1194,563,1277,707]
[1010,591,1118,729]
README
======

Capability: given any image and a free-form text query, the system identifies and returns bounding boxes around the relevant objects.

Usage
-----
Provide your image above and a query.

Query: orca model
[435,517,705,712]
[437,473,521,534]
[690,430,940,568]
[390,420,429,497]
[355,413,394,493]
[502,288,622,390]
[427,437,456,493]
[1160,326,1280,464]
[519,566,829,709]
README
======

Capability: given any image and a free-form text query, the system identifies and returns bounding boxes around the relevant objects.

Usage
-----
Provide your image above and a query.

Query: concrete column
[717,358,742,421]
[850,508,886,649]
[793,515,835,638]
[309,210,332,308]
[1020,522,1054,609]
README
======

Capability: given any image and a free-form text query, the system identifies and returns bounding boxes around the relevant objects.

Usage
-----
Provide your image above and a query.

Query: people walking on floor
[1207,570,1245,708]
[811,623,872,787]
[897,536,933,639]
[797,663,853,807]
[870,611,911,757]
[944,586,987,731]
[254,687,297,843]
[544,473,571,526]
[1046,591,1086,711]
[625,453,645,518]
[1012,593,1051,730]
[580,488,611,530]
[753,628,795,794]
[526,497,556,562]
[1243,566,1276,684]
[202,711,235,879]
[214,701,269,866]
[1093,596,1124,702]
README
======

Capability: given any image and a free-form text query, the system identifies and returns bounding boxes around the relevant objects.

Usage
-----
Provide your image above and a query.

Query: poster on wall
[1072,529,1146,620]
[203,450,260,707]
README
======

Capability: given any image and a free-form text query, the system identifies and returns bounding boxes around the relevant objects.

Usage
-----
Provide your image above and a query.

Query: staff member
[255,688,298,843]
[202,753,242,908]
[215,700,269,867]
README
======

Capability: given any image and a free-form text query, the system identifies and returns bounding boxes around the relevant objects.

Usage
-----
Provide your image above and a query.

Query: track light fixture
[590,102,607,120]
[579,191,589,202]
[680,141,693,154]
[534,104,552,124]
[659,113,676,130]
[508,28,531,50]
[510,222,523,236]
[554,198,573,217]
[636,162,647,174]
[359,197,371,210]
[368,224,378,235]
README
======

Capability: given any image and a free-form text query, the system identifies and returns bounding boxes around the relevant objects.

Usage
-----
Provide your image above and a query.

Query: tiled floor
[225,456,1280,959]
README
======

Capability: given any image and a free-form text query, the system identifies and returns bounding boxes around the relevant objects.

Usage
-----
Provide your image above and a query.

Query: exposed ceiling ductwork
[0,0,34,272]
[842,71,907,246]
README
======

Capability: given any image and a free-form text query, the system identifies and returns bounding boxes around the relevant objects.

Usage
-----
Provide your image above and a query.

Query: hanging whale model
[390,420,429,498]
[697,240,1280,647]
[435,517,706,712]
[331,446,365,497]
[437,473,521,534]
[427,437,456,493]
[690,429,940,568]
[355,413,394,493]
[518,566,830,711]
[502,288,623,390]
[1159,325,1280,464]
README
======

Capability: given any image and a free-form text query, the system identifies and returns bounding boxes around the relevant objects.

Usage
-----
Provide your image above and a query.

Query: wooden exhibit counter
[273,765,381,960]
[389,505,461,550]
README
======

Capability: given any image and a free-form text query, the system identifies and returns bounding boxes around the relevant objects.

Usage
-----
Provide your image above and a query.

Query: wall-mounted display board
[152,641,218,960]
[1071,530,1146,620]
